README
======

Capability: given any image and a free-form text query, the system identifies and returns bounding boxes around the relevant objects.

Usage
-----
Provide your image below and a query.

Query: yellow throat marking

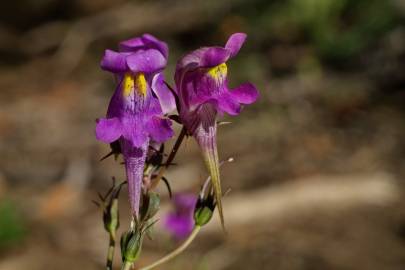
[135,73,147,96]
[122,73,147,97]
[207,63,227,80]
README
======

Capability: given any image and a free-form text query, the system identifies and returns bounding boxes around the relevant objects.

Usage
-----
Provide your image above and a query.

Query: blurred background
[1,0,405,269]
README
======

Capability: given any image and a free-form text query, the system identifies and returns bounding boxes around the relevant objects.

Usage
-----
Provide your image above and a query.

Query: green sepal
[139,192,160,222]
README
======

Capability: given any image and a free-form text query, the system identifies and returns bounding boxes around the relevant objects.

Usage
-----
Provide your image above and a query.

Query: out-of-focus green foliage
[290,0,396,60]
[241,0,399,62]
[0,199,26,248]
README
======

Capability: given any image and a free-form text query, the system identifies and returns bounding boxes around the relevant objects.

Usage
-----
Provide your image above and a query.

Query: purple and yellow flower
[174,33,259,227]
[164,194,197,239]
[96,34,175,217]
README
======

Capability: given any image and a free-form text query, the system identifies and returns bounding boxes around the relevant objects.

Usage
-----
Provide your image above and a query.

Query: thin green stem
[139,225,201,270]
[121,261,133,270]
[150,126,187,189]
[106,232,116,270]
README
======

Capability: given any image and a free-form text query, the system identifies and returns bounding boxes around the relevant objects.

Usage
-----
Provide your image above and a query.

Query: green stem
[121,261,133,270]
[106,232,116,270]
[150,126,187,189]
[139,225,201,270]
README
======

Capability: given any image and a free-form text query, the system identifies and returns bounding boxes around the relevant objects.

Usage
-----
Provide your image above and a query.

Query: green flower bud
[101,181,124,235]
[194,191,216,226]
[103,198,119,234]
[194,205,214,226]
[120,229,144,263]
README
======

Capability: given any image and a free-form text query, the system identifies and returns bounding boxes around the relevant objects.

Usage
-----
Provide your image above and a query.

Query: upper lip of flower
[100,48,167,75]
[175,32,247,74]
[119,33,169,59]
[100,33,170,76]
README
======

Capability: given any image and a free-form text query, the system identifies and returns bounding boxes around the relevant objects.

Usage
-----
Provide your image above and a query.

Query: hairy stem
[139,225,201,270]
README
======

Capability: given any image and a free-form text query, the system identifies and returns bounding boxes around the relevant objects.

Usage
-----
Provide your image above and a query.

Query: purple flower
[164,194,197,239]
[174,33,259,227]
[96,34,176,217]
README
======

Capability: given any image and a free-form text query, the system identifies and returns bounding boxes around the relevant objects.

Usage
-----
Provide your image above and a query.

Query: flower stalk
[150,126,187,189]
[106,231,116,270]
[95,180,124,270]
[121,261,133,270]
[139,225,201,270]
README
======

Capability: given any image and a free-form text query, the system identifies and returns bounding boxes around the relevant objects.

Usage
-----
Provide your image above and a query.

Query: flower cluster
[95,33,258,269]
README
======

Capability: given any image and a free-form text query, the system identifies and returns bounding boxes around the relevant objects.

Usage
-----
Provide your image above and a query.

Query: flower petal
[146,116,174,143]
[176,50,202,72]
[151,73,176,114]
[95,117,122,143]
[106,82,125,118]
[181,99,218,134]
[125,130,148,148]
[217,94,242,116]
[173,194,197,212]
[177,47,230,71]
[119,37,144,52]
[198,100,218,130]
[119,34,169,59]
[225,33,247,58]
[141,33,169,59]
[100,50,128,73]
[126,49,167,73]
[229,82,259,104]
[200,47,230,67]
[164,194,196,240]
[164,214,194,239]
[121,118,149,148]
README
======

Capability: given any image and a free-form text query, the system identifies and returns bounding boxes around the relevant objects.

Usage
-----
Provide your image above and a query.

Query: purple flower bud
[96,34,176,217]
[174,33,259,228]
